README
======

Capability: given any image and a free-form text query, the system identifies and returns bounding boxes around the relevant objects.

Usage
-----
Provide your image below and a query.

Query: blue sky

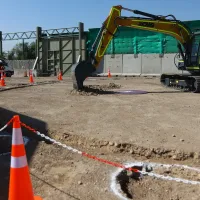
[2,0,200,51]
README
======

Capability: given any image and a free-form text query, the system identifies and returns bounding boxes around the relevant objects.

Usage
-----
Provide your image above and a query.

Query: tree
[0,51,8,60]
[7,41,36,60]
[27,42,36,59]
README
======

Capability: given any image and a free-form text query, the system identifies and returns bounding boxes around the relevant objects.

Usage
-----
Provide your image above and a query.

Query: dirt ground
[0,76,200,200]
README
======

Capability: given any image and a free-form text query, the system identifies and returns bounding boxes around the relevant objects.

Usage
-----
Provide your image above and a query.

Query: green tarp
[86,20,200,55]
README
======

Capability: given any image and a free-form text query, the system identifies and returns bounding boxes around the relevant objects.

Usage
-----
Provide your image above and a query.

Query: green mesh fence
[86,20,200,55]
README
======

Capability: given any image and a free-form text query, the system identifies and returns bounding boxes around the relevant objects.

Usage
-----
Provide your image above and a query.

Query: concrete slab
[141,54,161,76]
[104,54,123,75]
[122,54,142,75]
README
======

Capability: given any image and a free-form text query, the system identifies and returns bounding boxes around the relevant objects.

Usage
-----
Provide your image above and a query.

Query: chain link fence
[6,60,35,77]
[7,60,35,69]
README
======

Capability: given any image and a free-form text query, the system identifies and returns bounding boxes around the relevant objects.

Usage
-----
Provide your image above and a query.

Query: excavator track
[160,74,200,93]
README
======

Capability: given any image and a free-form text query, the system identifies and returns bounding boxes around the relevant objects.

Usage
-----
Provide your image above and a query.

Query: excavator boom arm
[92,5,192,67]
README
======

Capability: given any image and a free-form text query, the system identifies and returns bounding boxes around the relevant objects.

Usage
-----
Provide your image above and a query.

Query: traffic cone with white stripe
[8,115,42,200]
[58,71,63,81]
[29,70,34,84]
[108,68,111,78]
[0,72,6,86]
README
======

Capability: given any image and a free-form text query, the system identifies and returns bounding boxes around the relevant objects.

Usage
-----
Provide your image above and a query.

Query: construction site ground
[0,76,200,200]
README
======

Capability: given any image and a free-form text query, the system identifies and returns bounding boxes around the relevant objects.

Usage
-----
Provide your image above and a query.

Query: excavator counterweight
[72,5,200,92]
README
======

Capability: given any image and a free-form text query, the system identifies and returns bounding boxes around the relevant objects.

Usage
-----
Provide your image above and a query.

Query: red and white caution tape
[20,122,200,187]
[0,117,13,132]
[1,118,200,189]
[141,162,200,185]
[0,118,14,156]
[21,122,200,186]
[20,122,139,173]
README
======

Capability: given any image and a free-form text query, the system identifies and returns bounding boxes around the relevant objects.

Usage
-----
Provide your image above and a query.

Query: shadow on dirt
[31,173,81,200]
[70,87,115,96]
[70,84,184,96]
[0,107,49,200]
[70,84,118,96]
[0,80,60,93]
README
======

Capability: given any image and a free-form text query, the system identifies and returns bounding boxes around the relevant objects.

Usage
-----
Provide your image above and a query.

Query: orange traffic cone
[8,115,42,200]
[108,68,111,78]
[29,70,34,84]
[0,72,6,86]
[58,71,63,81]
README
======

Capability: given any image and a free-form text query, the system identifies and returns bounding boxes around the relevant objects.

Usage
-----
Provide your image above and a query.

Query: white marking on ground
[110,161,200,200]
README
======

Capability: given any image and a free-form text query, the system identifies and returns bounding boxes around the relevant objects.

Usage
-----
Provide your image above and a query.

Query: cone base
[34,196,42,200]
[0,81,6,86]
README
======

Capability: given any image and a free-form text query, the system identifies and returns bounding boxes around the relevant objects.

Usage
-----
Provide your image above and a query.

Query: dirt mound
[101,82,121,89]
[70,83,121,96]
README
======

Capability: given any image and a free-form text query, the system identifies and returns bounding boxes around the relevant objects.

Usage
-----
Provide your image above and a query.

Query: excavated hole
[114,163,200,200]
[116,165,144,199]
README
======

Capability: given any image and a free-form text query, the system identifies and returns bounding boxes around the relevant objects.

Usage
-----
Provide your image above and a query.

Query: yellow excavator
[72,5,200,92]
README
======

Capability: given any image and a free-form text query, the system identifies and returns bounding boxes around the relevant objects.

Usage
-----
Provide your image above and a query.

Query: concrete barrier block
[13,69,26,77]
[104,54,123,76]
[141,54,161,76]
[161,54,189,75]
[122,54,142,76]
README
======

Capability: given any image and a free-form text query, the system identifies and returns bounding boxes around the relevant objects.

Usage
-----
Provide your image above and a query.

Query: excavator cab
[185,32,200,70]
[189,33,200,69]
[177,32,200,71]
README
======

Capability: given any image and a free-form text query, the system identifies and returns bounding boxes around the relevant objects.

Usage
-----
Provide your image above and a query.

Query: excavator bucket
[72,60,96,90]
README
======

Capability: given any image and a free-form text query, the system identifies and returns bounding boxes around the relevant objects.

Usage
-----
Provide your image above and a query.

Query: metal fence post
[22,39,25,59]
[79,22,84,62]
[0,31,2,57]
[36,27,42,71]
